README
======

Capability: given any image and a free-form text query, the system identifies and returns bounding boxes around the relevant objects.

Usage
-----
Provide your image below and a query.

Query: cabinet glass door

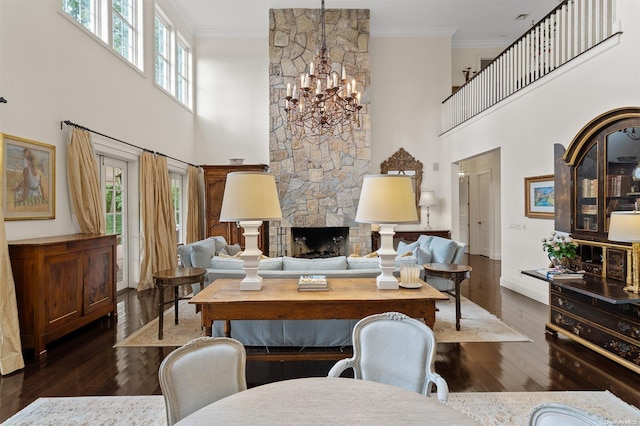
[606,126,640,230]
[575,143,599,232]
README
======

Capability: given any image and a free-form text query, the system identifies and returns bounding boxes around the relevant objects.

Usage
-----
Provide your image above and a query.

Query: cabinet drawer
[550,308,640,367]
[550,293,640,341]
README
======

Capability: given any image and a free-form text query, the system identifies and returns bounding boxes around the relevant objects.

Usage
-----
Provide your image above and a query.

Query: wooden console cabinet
[523,270,640,374]
[202,164,269,251]
[8,233,117,359]
[371,229,450,251]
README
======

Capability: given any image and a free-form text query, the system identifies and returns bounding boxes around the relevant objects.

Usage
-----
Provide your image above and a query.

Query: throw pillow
[397,240,420,257]
[222,243,242,256]
[428,237,458,264]
[191,244,215,268]
[365,251,378,258]
[178,237,217,268]
[416,246,432,266]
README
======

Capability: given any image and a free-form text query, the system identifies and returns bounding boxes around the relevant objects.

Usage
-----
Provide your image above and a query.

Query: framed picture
[2,133,55,220]
[525,174,554,219]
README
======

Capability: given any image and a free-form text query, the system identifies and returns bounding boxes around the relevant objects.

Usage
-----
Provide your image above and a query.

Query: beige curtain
[138,152,177,291]
[67,128,105,234]
[186,165,204,244]
[0,205,25,375]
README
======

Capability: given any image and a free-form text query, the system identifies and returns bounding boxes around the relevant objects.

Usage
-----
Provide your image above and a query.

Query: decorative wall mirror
[380,147,423,216]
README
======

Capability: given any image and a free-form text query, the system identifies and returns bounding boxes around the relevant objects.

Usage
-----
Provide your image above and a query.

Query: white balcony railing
[442,0,618,133]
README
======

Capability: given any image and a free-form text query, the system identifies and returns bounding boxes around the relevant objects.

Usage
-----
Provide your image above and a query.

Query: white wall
[439,0,640,303]
[194,37,270,165]
[0,0,196,241]
[451,47,502,88]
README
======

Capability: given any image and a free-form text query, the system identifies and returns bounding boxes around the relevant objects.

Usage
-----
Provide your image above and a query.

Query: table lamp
[356,174,419,289]
[608,211,640,293]
[219,172,282,290]
[419,191,438,230]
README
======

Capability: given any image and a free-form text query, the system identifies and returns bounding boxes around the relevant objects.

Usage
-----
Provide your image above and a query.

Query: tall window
[61,0,142,70]
[63,0,98,33]
[154,7,193,108]
[176,37,192,107]
[154,11,171,91]
[170,173,183,244]
[112,0,136,63]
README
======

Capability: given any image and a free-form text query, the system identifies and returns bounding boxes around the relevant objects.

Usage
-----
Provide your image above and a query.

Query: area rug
[5,391,638,425]
[114,296,530,348]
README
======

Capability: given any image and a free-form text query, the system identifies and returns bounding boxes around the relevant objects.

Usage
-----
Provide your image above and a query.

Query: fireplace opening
[291,227,350,258]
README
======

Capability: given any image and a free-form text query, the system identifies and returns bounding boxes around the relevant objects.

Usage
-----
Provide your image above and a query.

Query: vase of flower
[542,232,578,271]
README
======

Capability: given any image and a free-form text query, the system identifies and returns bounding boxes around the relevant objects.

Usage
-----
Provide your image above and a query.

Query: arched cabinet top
[563,107,640,166]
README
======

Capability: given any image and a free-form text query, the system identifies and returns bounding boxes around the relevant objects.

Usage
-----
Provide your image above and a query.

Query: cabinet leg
[545,324,558,337]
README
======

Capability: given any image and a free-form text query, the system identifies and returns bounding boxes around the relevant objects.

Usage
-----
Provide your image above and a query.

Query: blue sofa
[178,235,466,347]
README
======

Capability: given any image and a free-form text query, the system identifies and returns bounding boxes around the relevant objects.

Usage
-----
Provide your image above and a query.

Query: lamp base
[240,274,263,291]
[239,220,264,291]
[623,285,640,294]
[376,223,399,290]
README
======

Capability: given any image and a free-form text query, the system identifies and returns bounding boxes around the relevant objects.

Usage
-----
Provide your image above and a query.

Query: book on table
[298,275,329,291]
[537,268,584,280]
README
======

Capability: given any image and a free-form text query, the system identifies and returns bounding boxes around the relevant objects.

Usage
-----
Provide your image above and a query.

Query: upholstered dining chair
[526,403,608,425]
[158,336,247,425]
[327,311,449,403]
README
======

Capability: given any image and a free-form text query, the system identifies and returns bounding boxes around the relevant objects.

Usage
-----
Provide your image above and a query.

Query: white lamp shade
[219,172,282,221]
[419,191,438,207]
[608,211,640,242]
[356,174,418,224]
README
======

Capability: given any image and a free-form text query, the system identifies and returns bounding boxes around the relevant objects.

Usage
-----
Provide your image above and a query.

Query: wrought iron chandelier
[284,0,363,141]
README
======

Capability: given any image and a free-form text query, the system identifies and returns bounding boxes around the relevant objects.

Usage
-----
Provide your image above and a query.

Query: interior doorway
[457,150,501,260]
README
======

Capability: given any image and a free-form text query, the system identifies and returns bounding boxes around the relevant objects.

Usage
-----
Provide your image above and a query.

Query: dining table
[175,377,479,425]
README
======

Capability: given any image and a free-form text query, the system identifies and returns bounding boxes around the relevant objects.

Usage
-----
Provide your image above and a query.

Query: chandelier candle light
[219,172,282,290]
[284,0,363,140]
[356,175,419,289]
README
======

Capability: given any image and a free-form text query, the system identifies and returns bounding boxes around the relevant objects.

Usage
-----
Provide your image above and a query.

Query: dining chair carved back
[327,311,449,402]
[158,337,247,425]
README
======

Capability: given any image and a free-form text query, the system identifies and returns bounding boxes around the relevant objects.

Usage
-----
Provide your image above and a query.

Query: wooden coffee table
[189,277,448,360]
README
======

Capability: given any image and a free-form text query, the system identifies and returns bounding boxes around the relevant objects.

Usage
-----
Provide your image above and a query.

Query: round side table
[153,267,206,340]
[423,263,472,331]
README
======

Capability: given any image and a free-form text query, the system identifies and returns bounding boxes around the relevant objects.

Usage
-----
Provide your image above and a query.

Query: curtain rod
[61,120,198,168]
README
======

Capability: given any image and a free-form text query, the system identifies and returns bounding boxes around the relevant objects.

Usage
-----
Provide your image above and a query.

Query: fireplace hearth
[291,227,350,258]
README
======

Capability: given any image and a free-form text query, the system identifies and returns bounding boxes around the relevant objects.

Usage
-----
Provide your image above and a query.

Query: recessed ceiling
[169,0,562,47]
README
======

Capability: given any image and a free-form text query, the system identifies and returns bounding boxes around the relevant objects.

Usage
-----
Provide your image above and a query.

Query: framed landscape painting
[2,133,55,220]
[525,174,554,219]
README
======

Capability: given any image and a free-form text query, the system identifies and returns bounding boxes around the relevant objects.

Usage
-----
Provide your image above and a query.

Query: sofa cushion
[397,240,420,257]
[282,256,348,271]
[191,243,217,268]
[347,257,380,270]
[428,237,458,264]
[258,257,284,270]
[210,256,244,270]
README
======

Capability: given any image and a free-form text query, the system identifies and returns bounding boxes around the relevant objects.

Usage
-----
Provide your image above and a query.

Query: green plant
[542,232,578,260]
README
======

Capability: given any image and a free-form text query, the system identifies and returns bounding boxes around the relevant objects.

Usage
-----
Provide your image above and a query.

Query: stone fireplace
[291,227,349,258]
[267,7,372,258]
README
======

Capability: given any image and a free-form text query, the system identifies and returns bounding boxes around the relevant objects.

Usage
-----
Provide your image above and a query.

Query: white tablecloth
[177,377,479,425]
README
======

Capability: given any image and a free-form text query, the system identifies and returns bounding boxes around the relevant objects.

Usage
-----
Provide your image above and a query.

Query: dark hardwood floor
[1,255,639,422]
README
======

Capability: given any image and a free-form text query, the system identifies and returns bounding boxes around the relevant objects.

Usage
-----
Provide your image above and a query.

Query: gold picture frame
[2,133,55,220]
[525,174,554,219]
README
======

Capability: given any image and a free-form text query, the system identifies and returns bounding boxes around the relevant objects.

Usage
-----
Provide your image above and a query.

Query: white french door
[100,156,128,292]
